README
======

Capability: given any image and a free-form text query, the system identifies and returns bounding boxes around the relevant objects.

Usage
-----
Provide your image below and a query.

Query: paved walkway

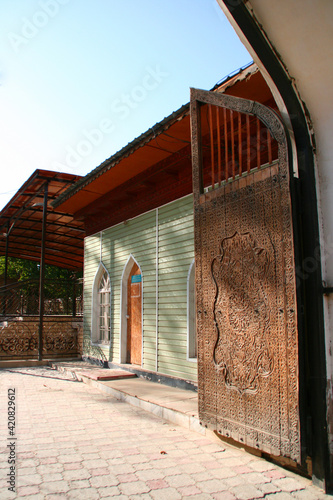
[0,365,330,499]
[50,361,200,433]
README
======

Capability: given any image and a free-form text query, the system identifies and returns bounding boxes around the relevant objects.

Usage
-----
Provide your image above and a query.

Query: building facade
[53,64,317,477]
[83,195,196,382]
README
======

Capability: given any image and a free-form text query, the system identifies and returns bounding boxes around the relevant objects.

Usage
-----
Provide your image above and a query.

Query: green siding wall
[157,196,196,380]
[103,211,157,369]
[83,233,101,354]
[83,195,196,382]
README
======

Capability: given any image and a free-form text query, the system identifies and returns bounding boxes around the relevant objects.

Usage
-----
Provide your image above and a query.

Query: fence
[0,278,83,317]
[0,278,83,359]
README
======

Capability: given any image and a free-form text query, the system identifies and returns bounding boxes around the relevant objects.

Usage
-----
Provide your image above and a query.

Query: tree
[0,257,82,282]
[0,257,82,315]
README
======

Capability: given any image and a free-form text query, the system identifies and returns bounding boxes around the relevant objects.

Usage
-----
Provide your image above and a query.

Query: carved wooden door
[127,263,142,365]
[190,89,300,462]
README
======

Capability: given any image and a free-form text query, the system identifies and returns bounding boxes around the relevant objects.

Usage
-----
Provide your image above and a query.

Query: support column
[38,183,48,361]
[3,222,10,315]
[4,222,9,287]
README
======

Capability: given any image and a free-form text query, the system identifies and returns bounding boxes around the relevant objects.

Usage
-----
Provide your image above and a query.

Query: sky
[0,0,251,210]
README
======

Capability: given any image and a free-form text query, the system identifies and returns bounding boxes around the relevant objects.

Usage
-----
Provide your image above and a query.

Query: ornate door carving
[190,89,300,462]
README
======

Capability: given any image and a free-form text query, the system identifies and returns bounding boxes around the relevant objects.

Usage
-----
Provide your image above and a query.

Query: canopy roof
[0,170,85,269]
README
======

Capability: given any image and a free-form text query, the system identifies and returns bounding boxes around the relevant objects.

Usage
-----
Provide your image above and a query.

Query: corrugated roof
[0,170,85,269]
[52,103,190,210]
[52,63,258,212]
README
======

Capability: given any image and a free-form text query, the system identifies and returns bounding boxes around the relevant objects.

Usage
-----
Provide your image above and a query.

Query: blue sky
[0,0,250,209]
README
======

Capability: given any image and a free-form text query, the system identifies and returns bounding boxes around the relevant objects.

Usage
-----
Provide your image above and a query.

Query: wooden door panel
[130,277,142,365]
[127,264,142,365]
[190,89,300,462]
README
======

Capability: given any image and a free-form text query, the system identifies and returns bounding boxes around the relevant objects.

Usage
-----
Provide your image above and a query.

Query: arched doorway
[126,262,142,365]
[120,255,143,365]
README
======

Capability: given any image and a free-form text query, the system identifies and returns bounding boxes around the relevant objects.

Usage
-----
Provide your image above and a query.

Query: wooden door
[190,89,300,463]
[127,263,142,365]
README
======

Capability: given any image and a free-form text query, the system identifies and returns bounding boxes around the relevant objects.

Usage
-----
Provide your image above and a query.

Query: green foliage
[0,258,83,315]
[0,257,82,282]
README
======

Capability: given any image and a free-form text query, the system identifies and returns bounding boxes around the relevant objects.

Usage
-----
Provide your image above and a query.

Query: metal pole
[38,183,48,361]
[4,222,9,287]
[3,222,10,315]
[72,278,77,317]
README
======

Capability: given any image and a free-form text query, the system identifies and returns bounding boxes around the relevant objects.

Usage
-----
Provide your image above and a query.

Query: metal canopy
[0,170,85,270]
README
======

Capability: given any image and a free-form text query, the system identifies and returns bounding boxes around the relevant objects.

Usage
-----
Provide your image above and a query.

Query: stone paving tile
[118,479,151,495]
[89,474,119,488]
[89,466,110,476]
[180,462,206,474]
[82,458,110,469]
[212,493,238,500]
[16,485,40,496]
[63,468,91,481]
[243,471,271,484]
[149,487,182,499]
[266,494,302,500]
[224,475,248,488]
[161,465,184,477]
[258,481,282,494]
[192,471,216,482]
[40,472,63,482]
[292,489,329,499]
[136,468,166,481]
[146,478,169,489]
[69,479,91,489]
[230,484,265,499]
[181,494,213,500]
[16,466,38,475]
[197,478,230,493]
[272,477,306,492]
[14,495,45,500]
[178,484,206,496]
[134,462,153,472]
[67,487,100,499]
[98,485,122,497]
[248,459,277,472]
[37,463,64,474]
[0,367,330,500]
[165,472,196,487]
[208,467,238,479]
[116,472,138,483]
[131,495,155,500]
[108,463,136,474]
[16,474,43,487]
[39,480,71,494]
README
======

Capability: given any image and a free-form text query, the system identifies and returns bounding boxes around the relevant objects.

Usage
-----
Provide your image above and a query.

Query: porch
[0,170,85,362]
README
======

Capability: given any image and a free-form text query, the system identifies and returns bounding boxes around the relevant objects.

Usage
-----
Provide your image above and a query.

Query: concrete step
[79,369,137,381]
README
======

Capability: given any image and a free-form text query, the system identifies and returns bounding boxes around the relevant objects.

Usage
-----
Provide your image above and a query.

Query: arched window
[92,263,111,344]
[98,271,111,344]
[187,260,197,361]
